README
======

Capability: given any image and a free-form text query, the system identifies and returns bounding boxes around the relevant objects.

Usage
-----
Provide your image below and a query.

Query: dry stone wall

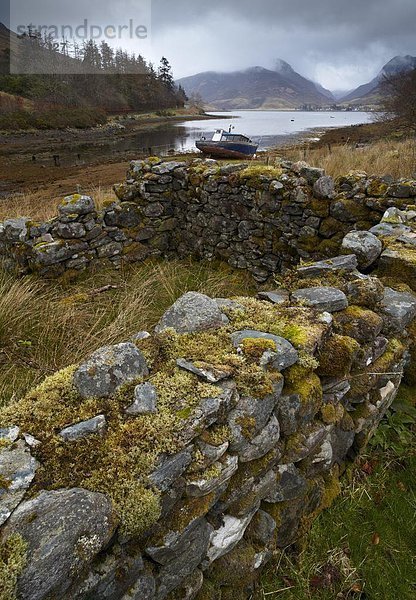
[1,254,416,600]
[1,158,416,281]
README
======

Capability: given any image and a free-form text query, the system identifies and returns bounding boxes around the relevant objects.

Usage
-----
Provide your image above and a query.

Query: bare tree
[379,69,416,131]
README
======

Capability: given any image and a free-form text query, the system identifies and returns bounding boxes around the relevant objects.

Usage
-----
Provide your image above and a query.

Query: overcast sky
[3,0,416,90]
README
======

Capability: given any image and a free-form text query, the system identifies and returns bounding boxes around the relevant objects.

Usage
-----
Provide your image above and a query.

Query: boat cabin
[211,129,252,143]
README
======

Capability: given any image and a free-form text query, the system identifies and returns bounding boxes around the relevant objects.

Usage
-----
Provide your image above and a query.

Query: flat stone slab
[206,510,256,564]
[369,223,411,238]
[0,440,38,525]
[296,255,358,278]
[231,330,298,371]
[264,464,307,503]
[149,449,193,492]
[236,415,281,463]
[257,290,289,304]
[292,287,348,313]
[155,292,228,334]
[176,358,230,383]
[59,415,106,441]
[380,287,416,333]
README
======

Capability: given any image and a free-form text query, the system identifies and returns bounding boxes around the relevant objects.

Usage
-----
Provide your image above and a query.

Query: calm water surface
[172,110,374,153]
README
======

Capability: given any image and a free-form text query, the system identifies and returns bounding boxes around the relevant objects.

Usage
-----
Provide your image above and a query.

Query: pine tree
[158,56,174,91]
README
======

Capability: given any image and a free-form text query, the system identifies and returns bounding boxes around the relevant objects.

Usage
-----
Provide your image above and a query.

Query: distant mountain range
[177,60,335,110]
[178,56,416,110]
[340,55,416,103]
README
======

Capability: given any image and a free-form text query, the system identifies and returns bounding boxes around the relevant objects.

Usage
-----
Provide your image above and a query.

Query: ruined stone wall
[2,254,416,600]
[1,158,416,281]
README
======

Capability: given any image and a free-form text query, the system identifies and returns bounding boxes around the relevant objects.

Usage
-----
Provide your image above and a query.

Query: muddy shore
[0,115,386,202]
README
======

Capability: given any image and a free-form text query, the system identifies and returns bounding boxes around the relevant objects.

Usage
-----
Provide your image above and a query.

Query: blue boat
[196,127,258,159]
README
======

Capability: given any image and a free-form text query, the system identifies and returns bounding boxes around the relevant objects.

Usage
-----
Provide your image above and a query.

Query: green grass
[0,259,254,406]
[260,386,416,600]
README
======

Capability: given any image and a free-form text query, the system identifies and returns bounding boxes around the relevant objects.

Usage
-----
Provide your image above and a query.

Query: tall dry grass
[0,185,116,223]
[0,259,254,405]
[277,137,416,179]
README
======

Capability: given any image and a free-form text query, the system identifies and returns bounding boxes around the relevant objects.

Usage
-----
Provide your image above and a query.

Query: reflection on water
[174,110,374,153]
[76,110,374,159]
[8,110,374,171]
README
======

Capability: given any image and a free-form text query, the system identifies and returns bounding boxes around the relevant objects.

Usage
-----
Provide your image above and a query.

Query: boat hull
[196,140,258,159]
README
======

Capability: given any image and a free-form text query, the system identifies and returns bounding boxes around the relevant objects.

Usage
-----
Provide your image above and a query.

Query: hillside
[341,55,416,103]
[0,24,186,117]
[177,60,334,109]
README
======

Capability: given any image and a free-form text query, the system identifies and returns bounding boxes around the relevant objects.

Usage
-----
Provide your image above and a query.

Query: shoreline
[0,117,388,200]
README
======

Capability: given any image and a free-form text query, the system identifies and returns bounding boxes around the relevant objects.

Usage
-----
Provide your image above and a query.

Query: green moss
[235,415,257,440]
[0,343,222,537]
[240,337,277,360]
[200,425,231,447]
[284,369,323,420]
[297,234,321,254]
[320,403,344,425]
[161,492,217,535]
[311,198,330,217]
[228,297,325,352]
[0,534,27,600]
[317,238,342,258]
[299,468,341,537]
[237,165,284,189]
[207,541,258,587]
[317,335,360,378]
[334,305,383,344]
[367,179,388,197]
[194,580,220,600]
[347,277,384,309]
[348,339,405,399]
[0,474,11,490]
[115,483,161,538]
[378,243,416,291]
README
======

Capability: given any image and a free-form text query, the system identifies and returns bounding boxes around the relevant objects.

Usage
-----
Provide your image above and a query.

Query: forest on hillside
[0,26,187,117]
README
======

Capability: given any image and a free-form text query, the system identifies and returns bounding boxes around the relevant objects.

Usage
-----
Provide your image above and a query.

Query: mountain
[178,60,335,110]
[341,55,416,103]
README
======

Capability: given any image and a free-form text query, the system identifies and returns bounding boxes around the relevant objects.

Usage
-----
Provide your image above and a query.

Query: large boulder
[1,488,118,600]
[341,231,383,269]
[73,343,148,398]
[155,292,228,334]
[58,194,95,216]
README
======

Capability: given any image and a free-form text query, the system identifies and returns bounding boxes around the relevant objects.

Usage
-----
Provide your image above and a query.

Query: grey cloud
[3,0,416,90]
